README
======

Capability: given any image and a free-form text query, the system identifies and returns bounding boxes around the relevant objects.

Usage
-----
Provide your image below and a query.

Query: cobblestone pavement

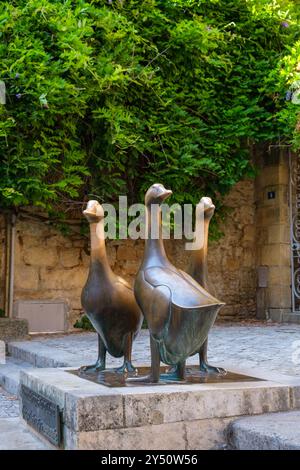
[0,387,19,418]
[28,323,300,376]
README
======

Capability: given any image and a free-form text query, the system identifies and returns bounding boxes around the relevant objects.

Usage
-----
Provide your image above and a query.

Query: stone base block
[0,318,29,344]
[269,309,300,324]
[20,367,300,450]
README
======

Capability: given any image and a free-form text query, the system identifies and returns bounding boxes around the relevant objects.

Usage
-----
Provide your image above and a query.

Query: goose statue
[81,200,142,374]
[133,184,224,383]
[188,197,226,375]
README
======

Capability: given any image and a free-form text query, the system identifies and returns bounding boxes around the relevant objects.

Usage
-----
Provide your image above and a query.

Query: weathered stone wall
[1,179,256,329]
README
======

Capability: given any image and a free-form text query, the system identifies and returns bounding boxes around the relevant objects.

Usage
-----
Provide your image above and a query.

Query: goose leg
[126,335,160,383]
[115,333,137,374]
[161,360,186,381]
[81,334,106,373]
[149,335,161,383]
[199,338,226,375]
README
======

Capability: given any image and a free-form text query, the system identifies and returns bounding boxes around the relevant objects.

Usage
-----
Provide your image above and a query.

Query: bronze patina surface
[188,197,226,375]
[131,183,224,384]
[70,367,262,388]
[81,200,143,374]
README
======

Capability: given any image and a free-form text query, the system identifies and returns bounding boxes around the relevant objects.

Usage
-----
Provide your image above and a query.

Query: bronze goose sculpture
[133,184,224,383]
[81,200,142,373]
[188,197,226,375]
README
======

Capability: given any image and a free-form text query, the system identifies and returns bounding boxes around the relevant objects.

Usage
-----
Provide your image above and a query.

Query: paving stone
[0,417,51,450]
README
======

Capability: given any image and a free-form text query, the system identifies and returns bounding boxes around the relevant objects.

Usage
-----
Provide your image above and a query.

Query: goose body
[133,184,224,382]
[81,200,142,373]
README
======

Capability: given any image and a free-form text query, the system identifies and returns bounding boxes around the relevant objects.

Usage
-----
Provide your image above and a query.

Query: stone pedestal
[20,367,300,450]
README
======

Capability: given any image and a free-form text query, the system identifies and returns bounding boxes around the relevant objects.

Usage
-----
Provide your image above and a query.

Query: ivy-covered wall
[1,0,299,216]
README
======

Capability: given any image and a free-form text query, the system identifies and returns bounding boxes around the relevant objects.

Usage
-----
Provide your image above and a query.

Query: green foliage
[73,313,95,331]
[0,308,5,318]
[0,0,299,213]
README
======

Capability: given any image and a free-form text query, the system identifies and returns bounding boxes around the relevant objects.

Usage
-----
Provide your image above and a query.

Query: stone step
[0,417,52,450]
[7,340,85,368]
[228,411,300,450]
[0,357,34,395]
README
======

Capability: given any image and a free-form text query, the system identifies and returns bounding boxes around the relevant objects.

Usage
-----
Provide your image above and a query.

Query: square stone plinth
[20,367,300,450]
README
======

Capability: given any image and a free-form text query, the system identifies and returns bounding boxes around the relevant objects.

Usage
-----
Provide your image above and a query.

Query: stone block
[106,245,117,265]
[46,234,73,248]
[268,266,291,286]
[40,267,88,290]
[0,318,28,342]
[60,248,81,268]
[290,386,300,408]
[64,392,124,432]
[122,383,290,427]
[185,417,232,450]
[261,244,290,267]
[281,313,300,325]
[243,249,255,268]
[268,286,292,309]
[242,225,255,245]
[124,261,138,275]
[15,265,39,290]
[256,166,279,188]
[64,422,187,450]
[23,246,58,268]
[72,239,86,248]
[268,224,290,244]
[117,245,137,261]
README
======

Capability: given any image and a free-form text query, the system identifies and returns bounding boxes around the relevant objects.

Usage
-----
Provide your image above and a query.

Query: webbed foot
[161,362,186,382]
[115,361,138,375]
[80,360,105,373]
[199,362,226,375]
[126,374,157,384]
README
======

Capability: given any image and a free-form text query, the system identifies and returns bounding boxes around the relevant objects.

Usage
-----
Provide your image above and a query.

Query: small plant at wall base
[0,0,299,218]
[73,314,95,332]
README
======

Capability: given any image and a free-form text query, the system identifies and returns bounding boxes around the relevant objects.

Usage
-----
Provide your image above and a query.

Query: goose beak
[83,200,104,220]
[83,202,97,217]
[83,209,95,217]
[160,189,172,201]
[200,197,215,213]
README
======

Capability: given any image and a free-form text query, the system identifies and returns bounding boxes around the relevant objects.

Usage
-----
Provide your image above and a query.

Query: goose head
[199,196,215,220]
[145,183,172,206]
[83,200,104,224]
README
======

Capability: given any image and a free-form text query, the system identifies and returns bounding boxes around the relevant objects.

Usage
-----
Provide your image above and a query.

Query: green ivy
[0,0,299,214]
[73,314,95,331]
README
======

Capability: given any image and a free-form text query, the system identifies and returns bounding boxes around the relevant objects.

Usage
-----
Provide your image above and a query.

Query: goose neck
[190,218,209,287]
[89,221,110,271]
[144,203,168,267]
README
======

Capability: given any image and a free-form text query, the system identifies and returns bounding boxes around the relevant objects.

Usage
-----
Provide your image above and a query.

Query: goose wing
[144,266,222,309]
[135,270,171,338]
